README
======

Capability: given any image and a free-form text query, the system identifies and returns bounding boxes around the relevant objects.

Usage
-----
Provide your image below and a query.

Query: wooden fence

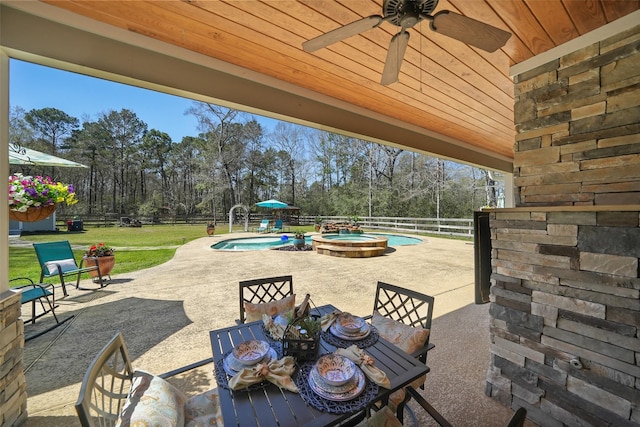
[299,216,474,238]
[57,213,474,238]
[56,213,473,237]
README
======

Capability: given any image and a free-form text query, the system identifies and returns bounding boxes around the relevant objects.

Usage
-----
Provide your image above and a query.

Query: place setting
[320,311,379,349]
[214,339,298,392]
[295,347,390,414]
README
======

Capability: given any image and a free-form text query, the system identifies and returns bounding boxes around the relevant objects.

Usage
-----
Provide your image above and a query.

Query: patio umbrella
[256,199,288,209]
[9,146,88,168]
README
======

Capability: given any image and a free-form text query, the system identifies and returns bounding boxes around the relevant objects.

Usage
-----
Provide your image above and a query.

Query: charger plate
[215,348,281,391]
[295,362,378,415]
[322,325,379,349]
[309,366,365,401]
[224,347,277,376]
[330,322,371,340]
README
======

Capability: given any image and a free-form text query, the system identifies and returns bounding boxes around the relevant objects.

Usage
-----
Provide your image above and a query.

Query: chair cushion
[185,388,223,427]
[244,293,296,323]
[355,406,402,427]
[116,370,187,427]
[371,311,430,355]
[386,373,426,411]
[372,311,429,411]
[44,258,77,275]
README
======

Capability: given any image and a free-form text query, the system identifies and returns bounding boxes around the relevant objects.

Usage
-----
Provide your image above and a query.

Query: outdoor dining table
[209,304,430,427]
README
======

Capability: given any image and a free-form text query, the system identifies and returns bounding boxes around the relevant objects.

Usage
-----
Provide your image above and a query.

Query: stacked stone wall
[488,23,640,427]
[512,25,640,207]
[486,209,639,426]
[0,292,26,427]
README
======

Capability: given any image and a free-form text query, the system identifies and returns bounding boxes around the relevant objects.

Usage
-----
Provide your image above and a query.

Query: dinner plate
[309,364,361,395]
[223,347,277,376]
[308,366,365,401]
[330,322,371,341]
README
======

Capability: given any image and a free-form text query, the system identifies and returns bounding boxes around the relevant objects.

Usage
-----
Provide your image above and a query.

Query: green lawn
[8,224,237,287]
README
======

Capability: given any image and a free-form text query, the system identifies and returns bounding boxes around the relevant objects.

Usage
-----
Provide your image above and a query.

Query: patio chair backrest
[373,281,434,364]
[373,281,434,330]
[76,333,134,427]
[33,241,78,275]
[239,275,294,323]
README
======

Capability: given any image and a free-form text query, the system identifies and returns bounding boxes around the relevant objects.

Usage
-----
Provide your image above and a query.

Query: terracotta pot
[9,204,57,222]
[206,226,215,236]
[84,255,116,278]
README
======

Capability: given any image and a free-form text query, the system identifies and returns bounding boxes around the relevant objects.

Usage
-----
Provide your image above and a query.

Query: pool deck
[19,231,531,427]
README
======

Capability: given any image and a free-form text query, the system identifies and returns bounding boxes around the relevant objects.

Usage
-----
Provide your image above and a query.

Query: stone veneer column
[0,291,27,426]
[486,21,640,427]
[486,208,639,426]
[512,25,640,207]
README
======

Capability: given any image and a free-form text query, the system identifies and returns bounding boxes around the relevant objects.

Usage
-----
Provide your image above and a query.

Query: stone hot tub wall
[486,24,640,426]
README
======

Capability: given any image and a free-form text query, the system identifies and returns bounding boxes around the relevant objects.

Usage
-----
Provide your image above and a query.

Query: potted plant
[206,221,216,236]
[314,217,322,232]
[8,173,78,222]
[293,231,306,249]
[84,243,116,281]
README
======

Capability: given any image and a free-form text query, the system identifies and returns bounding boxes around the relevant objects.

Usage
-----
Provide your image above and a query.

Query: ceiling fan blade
[381,31,410,86]
[303,15,384,52]
[430,11,511,52]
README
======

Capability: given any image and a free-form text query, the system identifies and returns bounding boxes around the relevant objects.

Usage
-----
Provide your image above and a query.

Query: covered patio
[2,2,639,426]
[19,233,523,426]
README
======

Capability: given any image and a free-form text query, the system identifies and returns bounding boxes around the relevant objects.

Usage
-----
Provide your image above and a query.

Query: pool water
[321,233,422,246]
[211,233,422,251]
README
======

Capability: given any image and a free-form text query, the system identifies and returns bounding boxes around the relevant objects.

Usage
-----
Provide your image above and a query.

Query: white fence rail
[300,215,474,238]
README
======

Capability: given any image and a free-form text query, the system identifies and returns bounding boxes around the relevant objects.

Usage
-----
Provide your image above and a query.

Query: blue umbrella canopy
[256,199,288,209]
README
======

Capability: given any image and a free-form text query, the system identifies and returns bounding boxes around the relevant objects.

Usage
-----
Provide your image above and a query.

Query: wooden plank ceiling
[41,0,639,163]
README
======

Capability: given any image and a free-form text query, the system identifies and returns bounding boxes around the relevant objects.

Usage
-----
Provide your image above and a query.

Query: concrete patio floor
[18,232,534,426]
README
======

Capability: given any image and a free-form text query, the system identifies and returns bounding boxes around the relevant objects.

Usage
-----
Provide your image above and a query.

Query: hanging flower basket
[8,204,57,222]
[8,173,77,222]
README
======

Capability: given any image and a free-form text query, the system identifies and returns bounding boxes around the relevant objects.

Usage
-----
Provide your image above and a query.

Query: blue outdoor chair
[270,219,289,233]
[255,219,269,233]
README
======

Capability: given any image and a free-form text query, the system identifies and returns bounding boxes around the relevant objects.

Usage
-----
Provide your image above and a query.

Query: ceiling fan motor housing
[383,0,439,26]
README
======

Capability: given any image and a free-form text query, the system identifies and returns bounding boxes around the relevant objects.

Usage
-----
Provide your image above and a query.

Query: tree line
[9,103,502,220]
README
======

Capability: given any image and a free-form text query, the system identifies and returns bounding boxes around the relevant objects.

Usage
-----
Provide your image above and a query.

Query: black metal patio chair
[369,281,438,424]
[238,275,294,324]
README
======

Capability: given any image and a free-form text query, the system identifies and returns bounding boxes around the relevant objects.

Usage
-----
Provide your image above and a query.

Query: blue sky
[9,59,280,142]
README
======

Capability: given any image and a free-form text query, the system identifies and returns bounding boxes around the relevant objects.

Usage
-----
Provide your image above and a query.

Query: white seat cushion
[44,258,78,275]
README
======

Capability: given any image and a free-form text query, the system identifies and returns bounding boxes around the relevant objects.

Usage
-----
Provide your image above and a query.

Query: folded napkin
[335,345,391,389]
[262,313,286,340]
[320,309,342,331]
[228,356,299,393]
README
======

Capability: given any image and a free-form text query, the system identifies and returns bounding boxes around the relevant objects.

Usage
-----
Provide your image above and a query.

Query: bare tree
[269,122,307,205]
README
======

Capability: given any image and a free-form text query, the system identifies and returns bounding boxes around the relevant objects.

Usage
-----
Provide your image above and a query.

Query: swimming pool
[323,233,422,246]
[211,233,422,251]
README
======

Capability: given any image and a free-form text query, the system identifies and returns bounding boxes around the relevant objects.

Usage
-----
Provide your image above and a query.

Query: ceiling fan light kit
[303,0,511,86]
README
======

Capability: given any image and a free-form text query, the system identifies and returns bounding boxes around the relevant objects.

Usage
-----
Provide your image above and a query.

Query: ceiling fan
[302,0,511,86]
